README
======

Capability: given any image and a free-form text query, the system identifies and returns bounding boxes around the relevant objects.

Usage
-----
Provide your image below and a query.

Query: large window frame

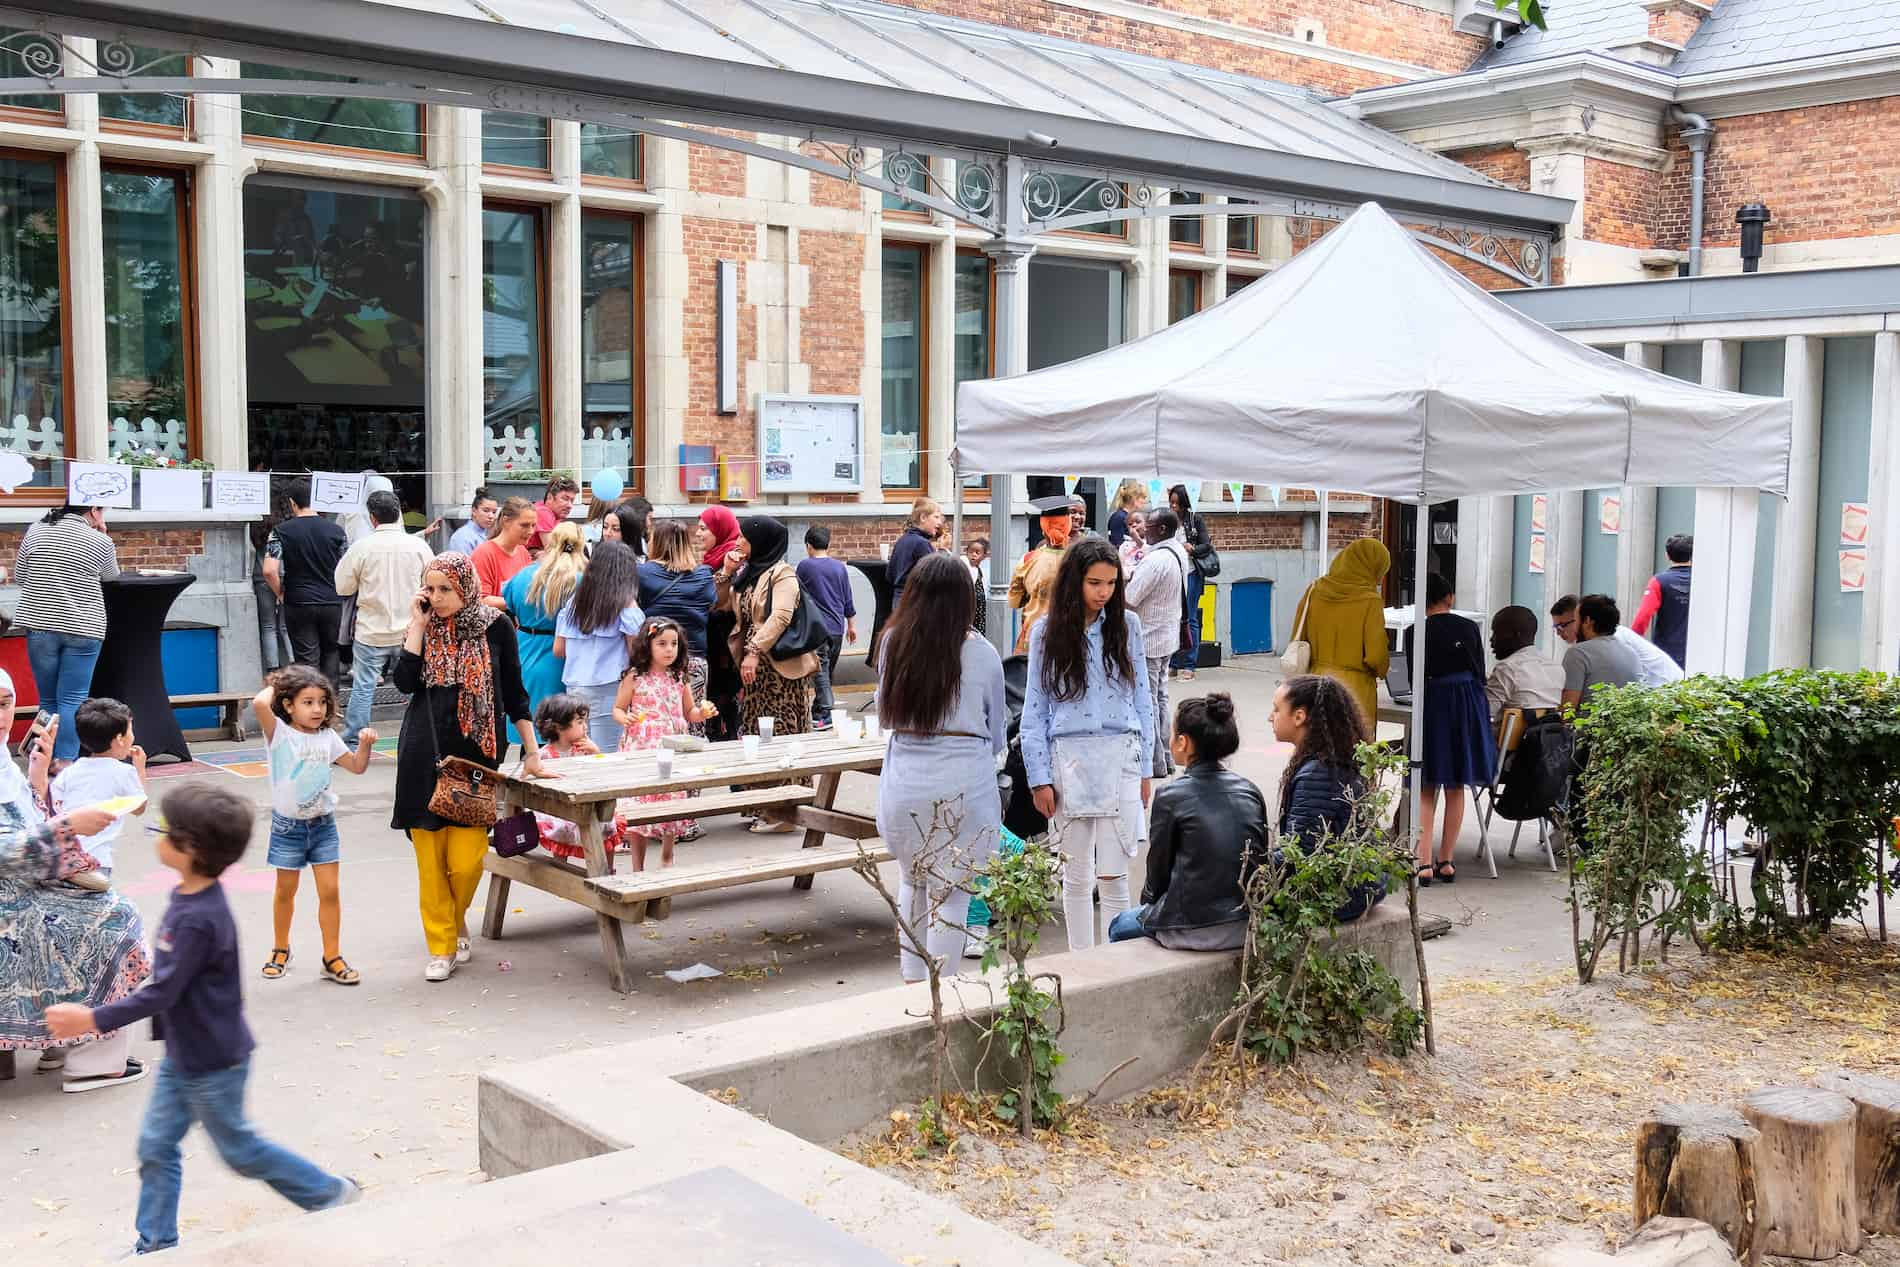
[240,63,428,164]
[953,247,996,494]
[1168,191,1204,250]
[579,125,646,190]
[1227,211,1260,257]
[481,112,551,176]
[481,200,552,478]
[101,160,201,463]
[99,47,193,138]
[579,208,647,495]
[0,147,74,503]
[1168,268,1202,324]
[879,240,929,498]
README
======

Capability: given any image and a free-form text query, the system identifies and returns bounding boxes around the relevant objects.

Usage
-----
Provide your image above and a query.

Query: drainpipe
[1670,107,1715,276]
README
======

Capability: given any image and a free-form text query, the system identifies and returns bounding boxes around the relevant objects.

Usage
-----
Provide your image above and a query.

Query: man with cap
[1008,495,1075,654]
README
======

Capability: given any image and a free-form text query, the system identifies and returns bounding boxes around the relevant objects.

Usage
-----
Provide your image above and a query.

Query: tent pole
[1410,500,1429,872]
[952,466,964,556]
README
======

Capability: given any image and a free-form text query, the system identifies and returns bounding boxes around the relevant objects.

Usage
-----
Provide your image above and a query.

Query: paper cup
[655,750,675,779]
[742,735,761,759]
[831,707,849,732]
[758,716,775,742]
[863,717,881,741]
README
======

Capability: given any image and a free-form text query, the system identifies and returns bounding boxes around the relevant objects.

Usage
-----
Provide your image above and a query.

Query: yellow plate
[90,795,148,816]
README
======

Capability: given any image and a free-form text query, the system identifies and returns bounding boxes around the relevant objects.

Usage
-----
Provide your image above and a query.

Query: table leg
[481,874,512,940]
[578,804,633,993]
[791,770,843,892]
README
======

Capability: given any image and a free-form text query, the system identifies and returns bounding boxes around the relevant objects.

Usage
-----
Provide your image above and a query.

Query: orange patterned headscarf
[1040,509,1073,550]
[421,552,501,758]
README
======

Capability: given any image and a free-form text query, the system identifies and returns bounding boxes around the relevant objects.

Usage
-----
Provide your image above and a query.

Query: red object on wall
[0,634,38,746]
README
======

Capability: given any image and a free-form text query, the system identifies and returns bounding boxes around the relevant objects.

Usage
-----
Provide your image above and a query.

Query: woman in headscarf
[0,668,153,1090]
[503,521,585,711]
[716,517,819,832]
[392,552,548,983]
[1288,538,1391,729]
[695,506,744,742]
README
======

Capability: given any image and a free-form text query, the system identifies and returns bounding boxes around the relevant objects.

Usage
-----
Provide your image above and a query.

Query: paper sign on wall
[1530,494,1549,534]
[210,471,271,514]
[310,471,367,512]
[1840,546,1867,593]
[1598,493,1622,535]
[1841,501,1869,546]
[1527,533,1547,575]
[67,462,134,508]
[137,468,205,514]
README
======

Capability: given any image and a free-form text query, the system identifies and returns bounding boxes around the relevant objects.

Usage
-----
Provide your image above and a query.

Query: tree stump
[1740,1086,1860,1259]
[1633,1104,1762,1267]
[1814,1069,1900,1235]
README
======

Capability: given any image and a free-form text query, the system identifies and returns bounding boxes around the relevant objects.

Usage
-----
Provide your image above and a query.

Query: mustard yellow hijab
[1310,537,1390,603]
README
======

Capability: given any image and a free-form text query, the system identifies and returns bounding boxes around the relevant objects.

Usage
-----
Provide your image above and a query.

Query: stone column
[64,44,107,463]
[642,137,690,507]
[1617,342,1663,617]
[1685,340,1756,676]
[546,121,583,479]
[431,107,486,514]
[1455,495,1513,620]
[982,156,1035,652]
[1862,331,1900,671]
[191,56,248,470]
[1771,336,1826,668]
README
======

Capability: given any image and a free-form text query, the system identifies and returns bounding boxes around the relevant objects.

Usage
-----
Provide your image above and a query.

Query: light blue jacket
[1021,611,1152,788]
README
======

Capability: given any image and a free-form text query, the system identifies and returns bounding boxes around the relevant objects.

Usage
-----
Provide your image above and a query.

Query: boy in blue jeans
[45,782,360,1254]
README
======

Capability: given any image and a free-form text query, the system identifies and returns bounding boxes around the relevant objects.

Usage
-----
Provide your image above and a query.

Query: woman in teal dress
[504,522,584,711]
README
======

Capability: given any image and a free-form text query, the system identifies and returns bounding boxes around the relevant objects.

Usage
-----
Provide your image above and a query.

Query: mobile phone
[34,709,54,730]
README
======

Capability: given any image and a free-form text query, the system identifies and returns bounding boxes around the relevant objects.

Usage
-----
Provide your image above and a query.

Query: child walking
[252,666,376,985]
[48,696,149,878]
[45,782,361,1256]
[614,617,717,870]
[530,693,624,861]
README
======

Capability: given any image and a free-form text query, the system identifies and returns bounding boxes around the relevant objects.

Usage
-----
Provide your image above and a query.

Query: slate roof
[1477,0,1651,68]
[1474,0,1900,73]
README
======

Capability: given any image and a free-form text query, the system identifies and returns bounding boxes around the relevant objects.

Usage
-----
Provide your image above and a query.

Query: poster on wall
[1530,494,1549,534]
[1598,493,1622,535]
[210,471,271,514]
[758,395,862,493]
[1840,546,1868,593]
[1527,533,1547,575]
[1841,501,1869,546]
[310,471,367,512]
[67,462,135,508]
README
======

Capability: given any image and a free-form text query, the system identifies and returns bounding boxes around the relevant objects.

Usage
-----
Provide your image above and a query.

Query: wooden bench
[615,784,814,829]
[584,839,895,921]
[171,692,253,742]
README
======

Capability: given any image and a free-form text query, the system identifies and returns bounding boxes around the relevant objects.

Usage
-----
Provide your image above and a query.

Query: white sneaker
[455,937,472,965]
[424,957,454,982]
[963,924,988,959]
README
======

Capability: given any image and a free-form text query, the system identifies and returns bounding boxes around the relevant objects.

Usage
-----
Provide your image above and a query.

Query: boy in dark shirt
[45,783,359,1255]
[795,524,858,729]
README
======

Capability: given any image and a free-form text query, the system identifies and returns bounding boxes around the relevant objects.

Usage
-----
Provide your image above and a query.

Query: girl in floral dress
[531,694,627,862]
[614,618,719,870]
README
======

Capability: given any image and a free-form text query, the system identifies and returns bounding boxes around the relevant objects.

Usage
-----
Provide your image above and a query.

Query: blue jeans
[1107,904,1153,942]
[26,630,104,763]
[1171,570,1204,671]
[343,641,397,745]
[134,1056,347,1253]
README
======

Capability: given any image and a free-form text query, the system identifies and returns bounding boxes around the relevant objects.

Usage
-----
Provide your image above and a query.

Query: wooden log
[1814,1069,1900,1235]
[1633,1105,1762,1267]
[1740,1086,1860,1259]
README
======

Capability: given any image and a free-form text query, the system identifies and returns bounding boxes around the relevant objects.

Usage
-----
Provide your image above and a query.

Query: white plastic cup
[841,720,861,743]
[863,716,881,741]
[758,716,775,743]
[742,734,761,759]
[655,749,675,779]
[830,707,848,732]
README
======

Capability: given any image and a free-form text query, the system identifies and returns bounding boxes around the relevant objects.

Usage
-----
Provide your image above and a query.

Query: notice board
[758,394,863,493]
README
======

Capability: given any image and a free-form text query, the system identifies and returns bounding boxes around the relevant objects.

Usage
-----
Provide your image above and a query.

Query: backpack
[1495,714,1574,821]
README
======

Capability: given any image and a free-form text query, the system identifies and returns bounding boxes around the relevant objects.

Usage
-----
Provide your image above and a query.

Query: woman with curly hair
[1021,536,1153,951]
[1269,673,1384,921]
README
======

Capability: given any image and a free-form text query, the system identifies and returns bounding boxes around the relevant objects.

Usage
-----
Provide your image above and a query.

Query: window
[0,154,69,489]
[241,63,423,157]
[880,243,926,491]
[1226,272,1258,298]
[883,158,930,216]
[1028,257,1124,371]
[1228,212,1259,255]
[1047,173,1126,238]
[1168,269,1201,324]
[0,29,60,116]
[483,206,547,479]
[243,180,427,487]
[99,46,190,131]
[103,168,194,462]
[954,252,992,387]
[482,113,549,171]
[1169,191,1203,248]
[580,124,643,184]
[581,212,643,491]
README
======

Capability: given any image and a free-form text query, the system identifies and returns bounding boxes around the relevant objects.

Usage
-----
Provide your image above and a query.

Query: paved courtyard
[3,661,1576,1264]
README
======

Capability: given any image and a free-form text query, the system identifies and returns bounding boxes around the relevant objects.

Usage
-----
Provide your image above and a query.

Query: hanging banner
[1226,481,1246,509]
[1268,485,1282,507]
[1175,479,1204,510]
[1146,477,1165,508]
[1062,475,1082,497]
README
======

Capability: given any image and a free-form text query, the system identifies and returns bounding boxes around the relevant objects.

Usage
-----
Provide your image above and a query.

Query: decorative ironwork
[0,28,63,78]
[796,138,1000,228]
[1410,224,1548,287]
[1020,171,1157,229]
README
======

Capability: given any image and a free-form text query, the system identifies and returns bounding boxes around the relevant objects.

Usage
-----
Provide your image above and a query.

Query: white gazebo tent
[952,202,1793,851]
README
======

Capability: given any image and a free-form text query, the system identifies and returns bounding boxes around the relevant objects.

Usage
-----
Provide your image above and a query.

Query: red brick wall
[1655,101,1900,253]
[1648,4,1705,46]
[689,139,747,199]
[799,231,864,397]
[1585,157,1660,250]
[1444,144,1530,191]
[0,528,204,575]
[681,218,758,455]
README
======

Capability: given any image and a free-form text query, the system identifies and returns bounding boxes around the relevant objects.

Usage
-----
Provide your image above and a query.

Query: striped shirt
[13,514,120,640]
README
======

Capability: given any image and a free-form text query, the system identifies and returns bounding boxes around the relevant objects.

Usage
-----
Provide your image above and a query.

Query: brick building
[2,0,1895,686]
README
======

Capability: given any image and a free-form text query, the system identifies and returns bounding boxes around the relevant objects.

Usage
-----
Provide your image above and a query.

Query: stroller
[999,654,1047,840]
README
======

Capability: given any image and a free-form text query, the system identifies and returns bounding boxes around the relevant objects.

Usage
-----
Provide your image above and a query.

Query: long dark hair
[570,540,640,634]
[877,553,975,732]
[1276,674,1369,809]
[613,501,649,558]
[1038,537,1135,702]
[1168,483,1194,519]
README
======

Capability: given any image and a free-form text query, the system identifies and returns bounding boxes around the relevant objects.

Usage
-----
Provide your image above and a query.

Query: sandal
[1415,864,1434,888]
[261,948,291,979]
[321,955,361,986]
[1434,860,1458,884]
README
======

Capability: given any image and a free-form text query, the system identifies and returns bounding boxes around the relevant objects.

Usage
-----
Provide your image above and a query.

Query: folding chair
[1475,707,1559,873]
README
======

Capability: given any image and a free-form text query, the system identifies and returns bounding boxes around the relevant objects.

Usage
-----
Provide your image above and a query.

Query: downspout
[1669,107,1715,276]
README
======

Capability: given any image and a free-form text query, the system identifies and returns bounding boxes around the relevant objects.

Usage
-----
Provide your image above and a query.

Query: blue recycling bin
[1230,579,1275,656]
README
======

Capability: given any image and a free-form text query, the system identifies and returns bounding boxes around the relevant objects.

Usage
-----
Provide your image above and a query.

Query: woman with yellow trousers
[1289,538,1391,729]
[392,552,549,982]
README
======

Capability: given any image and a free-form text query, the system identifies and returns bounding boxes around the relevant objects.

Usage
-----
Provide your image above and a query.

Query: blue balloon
[591,468,624,502]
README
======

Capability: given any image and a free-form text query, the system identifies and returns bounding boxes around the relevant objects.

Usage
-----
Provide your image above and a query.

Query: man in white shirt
[334,490,436,745]
[1549,593,1682,689]
[1485,605,1566,717]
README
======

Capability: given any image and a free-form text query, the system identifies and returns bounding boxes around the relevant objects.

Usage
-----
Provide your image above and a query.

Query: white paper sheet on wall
[137,468,206,514]
[67,462,134,508]
[210,471,271,514]
[310,471,367,512]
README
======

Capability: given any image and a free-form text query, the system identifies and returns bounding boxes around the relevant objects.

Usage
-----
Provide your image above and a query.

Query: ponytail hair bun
[1174,690,1241,763]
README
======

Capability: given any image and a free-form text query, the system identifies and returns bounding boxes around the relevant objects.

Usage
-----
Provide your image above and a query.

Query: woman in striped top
[14,504,120,763]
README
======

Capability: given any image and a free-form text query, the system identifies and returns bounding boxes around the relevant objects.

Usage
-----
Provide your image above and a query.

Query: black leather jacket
[1140,761,1267,931]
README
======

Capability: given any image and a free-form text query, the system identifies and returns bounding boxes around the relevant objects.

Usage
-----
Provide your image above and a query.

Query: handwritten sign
[67,462,134,508]
[210,471,271,514]
[310,471,367,512]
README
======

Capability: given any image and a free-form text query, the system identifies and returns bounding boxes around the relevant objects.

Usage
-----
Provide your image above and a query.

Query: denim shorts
[267,812,341,869]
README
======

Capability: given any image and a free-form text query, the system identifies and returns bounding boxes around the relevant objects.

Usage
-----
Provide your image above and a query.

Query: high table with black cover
[92,572,198,764]
[847,558,893,668]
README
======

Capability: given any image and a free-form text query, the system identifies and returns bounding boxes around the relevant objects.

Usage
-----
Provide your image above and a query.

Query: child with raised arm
[48,696,149,879]
[45,783,362,1256]
[614,616,717,870]
[252,666,376,985]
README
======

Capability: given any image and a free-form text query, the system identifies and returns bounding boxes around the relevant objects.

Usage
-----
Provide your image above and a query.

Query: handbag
[1280,590,1314,676]
[1187,516,1221,578]
[761,569,831,661]
[1169,547,1195,652]
[491,807,539,857]
[423,699,500,828]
